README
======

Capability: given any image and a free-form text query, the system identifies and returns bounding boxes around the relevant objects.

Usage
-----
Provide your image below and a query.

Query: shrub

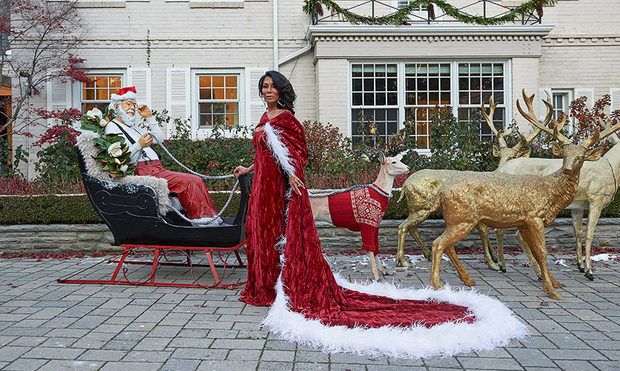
[0,192,243,225]
[34,124,81,184]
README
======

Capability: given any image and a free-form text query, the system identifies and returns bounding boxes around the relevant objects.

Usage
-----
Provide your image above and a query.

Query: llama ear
[378,151,385,163]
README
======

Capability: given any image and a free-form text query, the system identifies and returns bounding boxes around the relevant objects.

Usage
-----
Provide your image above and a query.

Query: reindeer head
[379,151,410,176]
[482,95,542,166]
[517,89,618,175]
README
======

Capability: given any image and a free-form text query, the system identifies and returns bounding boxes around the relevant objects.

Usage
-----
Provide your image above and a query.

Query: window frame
[551,89,574,133]
[191,68,245,139]
[73,69,127,113]
[348,60,511,154]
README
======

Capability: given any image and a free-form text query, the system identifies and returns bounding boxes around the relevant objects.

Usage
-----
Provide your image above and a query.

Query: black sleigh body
[58,147,252,288]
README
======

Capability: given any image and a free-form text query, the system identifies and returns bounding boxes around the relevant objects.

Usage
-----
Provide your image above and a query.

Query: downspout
[278,15,313,67]
[273,0,279,71]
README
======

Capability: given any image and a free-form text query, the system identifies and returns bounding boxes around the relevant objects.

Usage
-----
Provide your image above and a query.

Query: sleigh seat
[57,131,252,288]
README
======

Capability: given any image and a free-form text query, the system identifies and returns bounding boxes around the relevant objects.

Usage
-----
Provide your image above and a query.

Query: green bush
[2,189,620,225]
[0,192,243,225]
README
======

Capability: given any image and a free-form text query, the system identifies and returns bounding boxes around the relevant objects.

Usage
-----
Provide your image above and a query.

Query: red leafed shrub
[33,124,80,147]
[570,94,620,145]
[35,108,82,122]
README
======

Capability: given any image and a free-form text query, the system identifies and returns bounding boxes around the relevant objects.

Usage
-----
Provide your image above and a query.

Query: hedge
[0,192,242,225]
[2,190,620,225]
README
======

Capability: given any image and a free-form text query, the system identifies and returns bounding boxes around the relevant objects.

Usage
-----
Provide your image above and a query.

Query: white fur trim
[76,131,170,215]
[110,91,137,101]
[264,122,296,176]
[263,273,528,359]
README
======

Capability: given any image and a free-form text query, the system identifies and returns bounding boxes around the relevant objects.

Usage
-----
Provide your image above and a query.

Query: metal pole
[372,0,375,18]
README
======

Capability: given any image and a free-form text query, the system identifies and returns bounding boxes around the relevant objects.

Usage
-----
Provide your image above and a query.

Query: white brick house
[11,0,620,178]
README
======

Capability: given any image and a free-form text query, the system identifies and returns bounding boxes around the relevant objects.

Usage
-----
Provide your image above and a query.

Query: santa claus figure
[104,86,219,221]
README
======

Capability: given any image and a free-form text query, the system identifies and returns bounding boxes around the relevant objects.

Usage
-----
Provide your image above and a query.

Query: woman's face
[261,76,280,106]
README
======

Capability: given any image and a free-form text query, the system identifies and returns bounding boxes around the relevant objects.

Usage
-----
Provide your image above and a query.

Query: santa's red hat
[111,86,138,101]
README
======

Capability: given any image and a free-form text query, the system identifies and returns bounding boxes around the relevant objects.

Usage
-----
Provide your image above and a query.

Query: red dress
[240,111,527,357]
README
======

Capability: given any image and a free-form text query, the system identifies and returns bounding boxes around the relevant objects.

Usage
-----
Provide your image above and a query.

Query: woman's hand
[289,174,305,196]
[234,165,251,178]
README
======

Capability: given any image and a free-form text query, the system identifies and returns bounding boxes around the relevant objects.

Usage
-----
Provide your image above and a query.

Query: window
[351,64,399,146]
[552,90,571,121]
[349,61,508,151]
[81,74,123,112]
[404,63,451,149]
[397,1,432,22]
[397,1,424,10]
[196,73,240,128]
[457,63,505,142]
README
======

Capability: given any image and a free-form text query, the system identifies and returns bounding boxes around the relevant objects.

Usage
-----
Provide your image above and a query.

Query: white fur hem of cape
[262,273,528,359]
[264,122,296,176]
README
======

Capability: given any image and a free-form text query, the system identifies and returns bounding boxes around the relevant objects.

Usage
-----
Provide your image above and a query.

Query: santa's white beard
[117,106,139,126]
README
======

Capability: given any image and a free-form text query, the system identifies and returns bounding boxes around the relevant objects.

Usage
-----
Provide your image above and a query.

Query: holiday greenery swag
[303,0,558,26]
[80,108,135,179]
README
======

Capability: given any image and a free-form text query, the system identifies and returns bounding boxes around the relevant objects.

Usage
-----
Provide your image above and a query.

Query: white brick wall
[10,0,620,178]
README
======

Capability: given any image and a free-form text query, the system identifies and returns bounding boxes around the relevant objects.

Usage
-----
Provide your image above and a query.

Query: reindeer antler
[481,96,509,149]
[517,89,570,144]
[585,119,620,148]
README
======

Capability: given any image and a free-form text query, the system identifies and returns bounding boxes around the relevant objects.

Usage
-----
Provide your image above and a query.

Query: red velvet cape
[240,111,473,328]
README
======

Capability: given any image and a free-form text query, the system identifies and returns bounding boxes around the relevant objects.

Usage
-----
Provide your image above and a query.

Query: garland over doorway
[303,0,558,26]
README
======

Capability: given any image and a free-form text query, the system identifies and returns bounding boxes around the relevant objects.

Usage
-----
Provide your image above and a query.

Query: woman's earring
[277,99,286,108]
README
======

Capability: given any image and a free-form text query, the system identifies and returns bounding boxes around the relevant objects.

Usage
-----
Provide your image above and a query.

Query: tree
[0,0,89,140]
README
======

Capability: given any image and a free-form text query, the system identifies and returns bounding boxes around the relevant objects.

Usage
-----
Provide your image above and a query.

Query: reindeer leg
[397,211,431,266]
[396,217,415,267]
[496,229,507,273]
[446,245,476,286]
[517,230,542,279]
[431,223,475,289]
[410,228,432,262]
[520,223,564,301]
[368,251,381,280]
[571,209,585,273]
[584,205,602,281]
[476,224,500,271]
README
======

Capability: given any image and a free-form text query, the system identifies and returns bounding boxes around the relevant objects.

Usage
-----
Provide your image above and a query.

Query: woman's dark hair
[258,70,296,114]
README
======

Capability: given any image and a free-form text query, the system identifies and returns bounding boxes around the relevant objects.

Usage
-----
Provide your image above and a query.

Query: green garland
[304,0,558,26]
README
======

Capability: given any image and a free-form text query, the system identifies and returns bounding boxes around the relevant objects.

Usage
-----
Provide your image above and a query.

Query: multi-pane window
[404,63,451,149]
[351,64,399,145]
[197,74,239,127]
[397,1,430,22]
[350,61,507,151]
[457,63,505,141]
[552,91,570,120]
[81,74,123,112]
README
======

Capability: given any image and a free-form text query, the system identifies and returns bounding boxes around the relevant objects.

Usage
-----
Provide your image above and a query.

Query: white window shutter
[127,68,151,106]
[574,88,594,107]
[245,67,268,126]
[610,88,620,111]
[166,68,191,138]
[46,78,71,126]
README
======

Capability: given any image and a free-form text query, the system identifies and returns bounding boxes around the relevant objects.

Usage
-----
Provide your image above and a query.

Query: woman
[234,71,526,358]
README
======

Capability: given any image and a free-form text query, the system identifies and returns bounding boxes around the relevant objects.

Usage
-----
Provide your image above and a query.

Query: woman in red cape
[234,71,527,358]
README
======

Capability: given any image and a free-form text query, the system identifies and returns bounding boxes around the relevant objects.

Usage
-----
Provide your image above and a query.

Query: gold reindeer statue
[430,93,619,300]
[493,101,620,280]
[395,97,544,270]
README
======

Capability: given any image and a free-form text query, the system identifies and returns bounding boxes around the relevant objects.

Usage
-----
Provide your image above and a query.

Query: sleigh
[58,133,252,289]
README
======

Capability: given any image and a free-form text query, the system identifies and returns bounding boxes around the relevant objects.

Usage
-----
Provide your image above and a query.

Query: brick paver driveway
[0,251,618,370]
